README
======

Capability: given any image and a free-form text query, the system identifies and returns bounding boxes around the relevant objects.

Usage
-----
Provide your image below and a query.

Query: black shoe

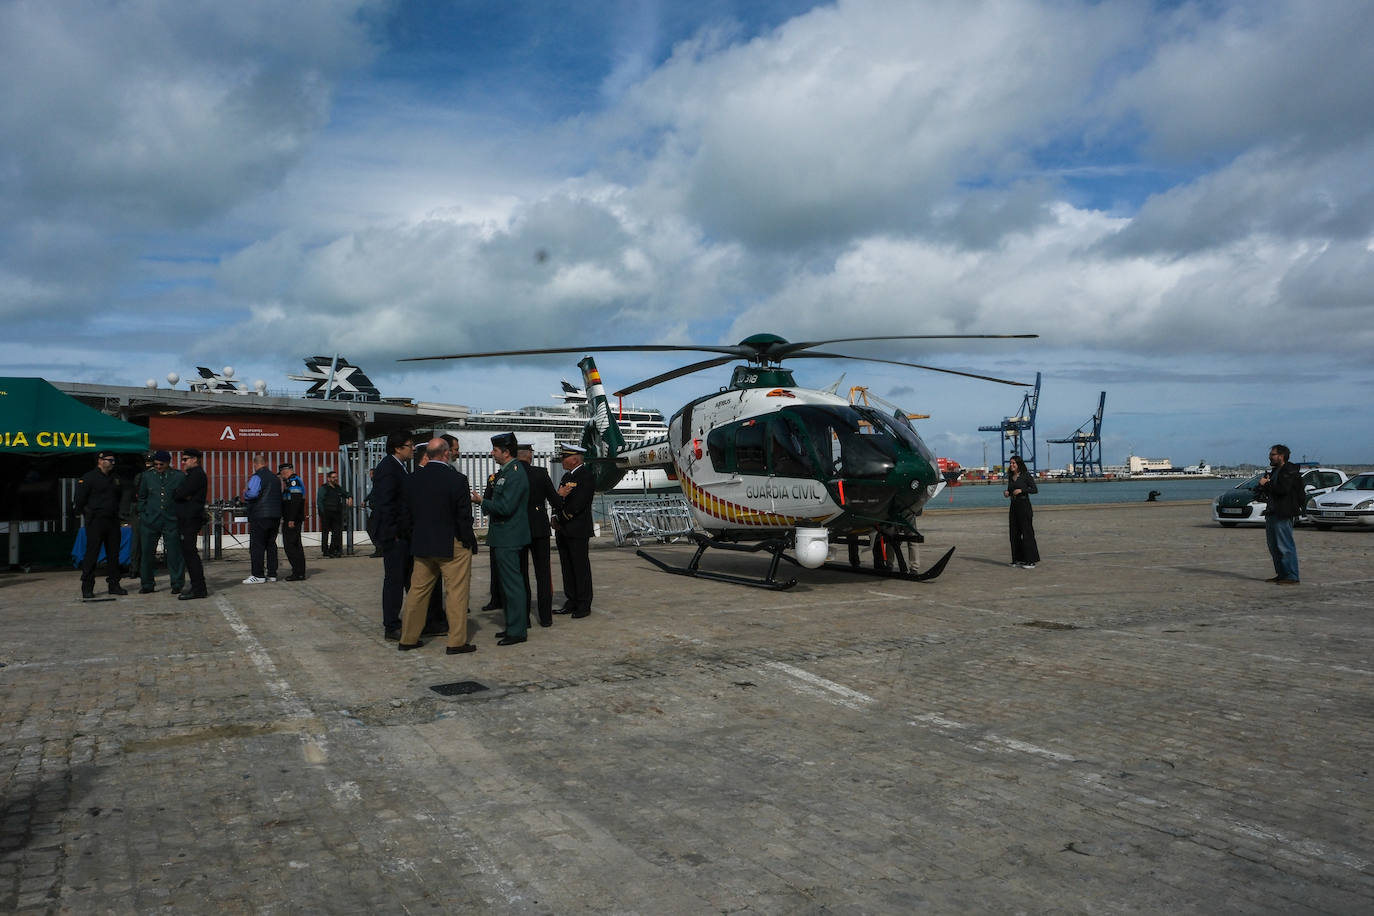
[495,630,507,639]
[108,584,128,596]
[539,619,552,628]
[178,591,207,601]
[446,644,477,655]
[554,606,573,615]
[497,635,527,646]
[481,602,503,612]
[81,589,95,600]
[384,628,402,641]
[139,586,156,594]
[285,574,305,582]
[398,641,424,651]
[571,610,590,619]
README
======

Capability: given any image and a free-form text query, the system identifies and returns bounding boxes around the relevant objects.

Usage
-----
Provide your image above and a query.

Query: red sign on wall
[150,413,340,452]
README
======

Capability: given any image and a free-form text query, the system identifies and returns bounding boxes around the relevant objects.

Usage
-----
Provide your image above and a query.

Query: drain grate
[430,680,490,697]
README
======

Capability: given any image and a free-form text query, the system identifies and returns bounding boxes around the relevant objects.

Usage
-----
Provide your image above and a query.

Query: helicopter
[403,333,1035,589]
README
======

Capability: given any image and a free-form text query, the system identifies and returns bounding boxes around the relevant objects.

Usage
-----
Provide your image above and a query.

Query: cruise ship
[454,381,677,492]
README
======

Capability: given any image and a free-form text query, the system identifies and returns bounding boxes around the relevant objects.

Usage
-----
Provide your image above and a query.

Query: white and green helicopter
[404,333,1034,589]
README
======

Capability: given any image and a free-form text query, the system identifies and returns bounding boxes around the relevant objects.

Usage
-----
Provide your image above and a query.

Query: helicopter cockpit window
[769,417,814,477]
[734,421,767,473]
[780,405,900,480]
[706,427,729,472]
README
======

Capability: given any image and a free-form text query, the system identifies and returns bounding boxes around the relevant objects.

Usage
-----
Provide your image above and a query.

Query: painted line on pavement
[214,593,328,763]
[764,661,876,710]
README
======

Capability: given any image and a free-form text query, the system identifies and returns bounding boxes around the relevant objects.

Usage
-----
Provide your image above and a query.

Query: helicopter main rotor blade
[399,344,750,363]
[611,356,737,398]
[773,333,1037,358]
[791,350,1031,386]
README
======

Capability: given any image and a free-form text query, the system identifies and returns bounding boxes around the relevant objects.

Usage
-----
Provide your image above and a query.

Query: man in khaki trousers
[397,439,479,654]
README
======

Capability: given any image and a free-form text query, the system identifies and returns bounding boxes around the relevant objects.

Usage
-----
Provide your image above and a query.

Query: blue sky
[3,0,1373,467]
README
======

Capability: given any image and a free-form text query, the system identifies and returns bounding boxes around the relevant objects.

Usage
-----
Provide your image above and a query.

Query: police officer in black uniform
[518,444,560,628]
[174,448,209,599]
[553,443,595,618]
[74,451,129,599]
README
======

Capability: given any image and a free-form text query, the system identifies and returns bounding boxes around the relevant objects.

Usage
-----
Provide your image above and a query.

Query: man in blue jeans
[1258,443,1302,585]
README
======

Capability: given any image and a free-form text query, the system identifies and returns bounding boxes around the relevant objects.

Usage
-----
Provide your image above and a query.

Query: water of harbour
[925,476,1232,510]
[593,476,1234,522]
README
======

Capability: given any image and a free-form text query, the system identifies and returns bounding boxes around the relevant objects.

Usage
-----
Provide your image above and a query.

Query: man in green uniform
[472,432,530,645]
[136,450,186,594]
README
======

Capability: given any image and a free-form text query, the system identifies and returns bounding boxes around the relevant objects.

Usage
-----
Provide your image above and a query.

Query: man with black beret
[136,450,185,594]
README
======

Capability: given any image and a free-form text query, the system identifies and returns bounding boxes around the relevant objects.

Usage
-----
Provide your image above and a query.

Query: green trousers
[493,546,528,639]
[139,518,185,591]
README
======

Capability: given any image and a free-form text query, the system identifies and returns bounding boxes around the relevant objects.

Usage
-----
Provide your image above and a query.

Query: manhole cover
[431,681,489,697]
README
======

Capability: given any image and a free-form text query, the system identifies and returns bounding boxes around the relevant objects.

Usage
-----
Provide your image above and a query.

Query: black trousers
[179,519,206,595]
[249,517,280,579]
[1008,498,1040,565]
[487,552,504,607]
[521,536,553,626]
[556,534,592,613]
[281,520,306,576]
[80,515,123,591]
[320,510,344,556]
[381,537,413,631]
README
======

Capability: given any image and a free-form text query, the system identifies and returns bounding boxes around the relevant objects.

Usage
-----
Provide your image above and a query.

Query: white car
[1306,472,1374,529]
[1211,467,1349,527]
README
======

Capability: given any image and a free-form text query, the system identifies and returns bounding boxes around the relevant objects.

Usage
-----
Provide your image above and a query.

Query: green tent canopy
[0,377,149,455]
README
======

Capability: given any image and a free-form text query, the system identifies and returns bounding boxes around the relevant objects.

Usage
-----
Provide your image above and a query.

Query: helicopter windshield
[780,405,913,480]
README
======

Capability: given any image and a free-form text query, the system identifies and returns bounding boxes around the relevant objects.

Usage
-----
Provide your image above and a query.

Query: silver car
[1306,472,1374,529]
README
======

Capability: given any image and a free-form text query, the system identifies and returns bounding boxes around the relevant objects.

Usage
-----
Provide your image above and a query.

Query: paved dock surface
[3,502,1372,914]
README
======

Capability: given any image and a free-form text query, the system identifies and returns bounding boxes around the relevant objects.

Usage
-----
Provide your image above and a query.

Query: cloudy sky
[4,0,1372,467]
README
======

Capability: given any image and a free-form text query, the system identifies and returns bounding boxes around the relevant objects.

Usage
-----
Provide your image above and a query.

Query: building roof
[52,381,469,443]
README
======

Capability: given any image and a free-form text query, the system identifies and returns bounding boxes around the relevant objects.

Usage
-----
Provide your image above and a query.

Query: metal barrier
[607,496,696,547]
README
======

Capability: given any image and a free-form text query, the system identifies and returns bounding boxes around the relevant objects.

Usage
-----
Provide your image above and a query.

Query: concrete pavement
[2,501,1372,913]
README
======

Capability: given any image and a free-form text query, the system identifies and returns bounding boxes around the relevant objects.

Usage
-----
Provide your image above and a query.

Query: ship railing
[607,496,696,547]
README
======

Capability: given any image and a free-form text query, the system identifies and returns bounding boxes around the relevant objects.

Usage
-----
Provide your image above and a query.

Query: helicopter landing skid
[811,545,956,582]
[636,533,798,590]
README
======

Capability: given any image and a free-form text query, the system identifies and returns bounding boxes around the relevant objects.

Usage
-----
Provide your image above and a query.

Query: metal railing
[607,496,696,547]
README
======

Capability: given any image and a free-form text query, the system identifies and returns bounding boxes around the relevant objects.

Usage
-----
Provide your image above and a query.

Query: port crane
[1048,391,1106,478]
[978,371,1041,472]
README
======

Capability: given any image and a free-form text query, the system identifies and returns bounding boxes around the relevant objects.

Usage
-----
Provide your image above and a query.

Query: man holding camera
[1257,443,1302,585]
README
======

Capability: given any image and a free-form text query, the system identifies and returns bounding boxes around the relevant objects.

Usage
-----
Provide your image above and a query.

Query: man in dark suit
[396,438,478,653]
[173,448,209,599]
[517,444,560,628]
[372,430,416,640]
[553,443,595,618]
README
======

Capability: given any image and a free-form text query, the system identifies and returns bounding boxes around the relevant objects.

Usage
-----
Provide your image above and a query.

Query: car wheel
[1219,522,1238,528]
[1314,524,1332,531]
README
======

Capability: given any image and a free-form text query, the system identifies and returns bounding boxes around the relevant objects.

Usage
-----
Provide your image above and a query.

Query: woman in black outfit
[1004,455,1040,568]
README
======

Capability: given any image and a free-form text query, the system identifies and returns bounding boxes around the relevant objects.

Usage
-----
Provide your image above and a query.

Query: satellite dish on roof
[254,380,267,394]
[145,378,157,388]
[223,366,235,378]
